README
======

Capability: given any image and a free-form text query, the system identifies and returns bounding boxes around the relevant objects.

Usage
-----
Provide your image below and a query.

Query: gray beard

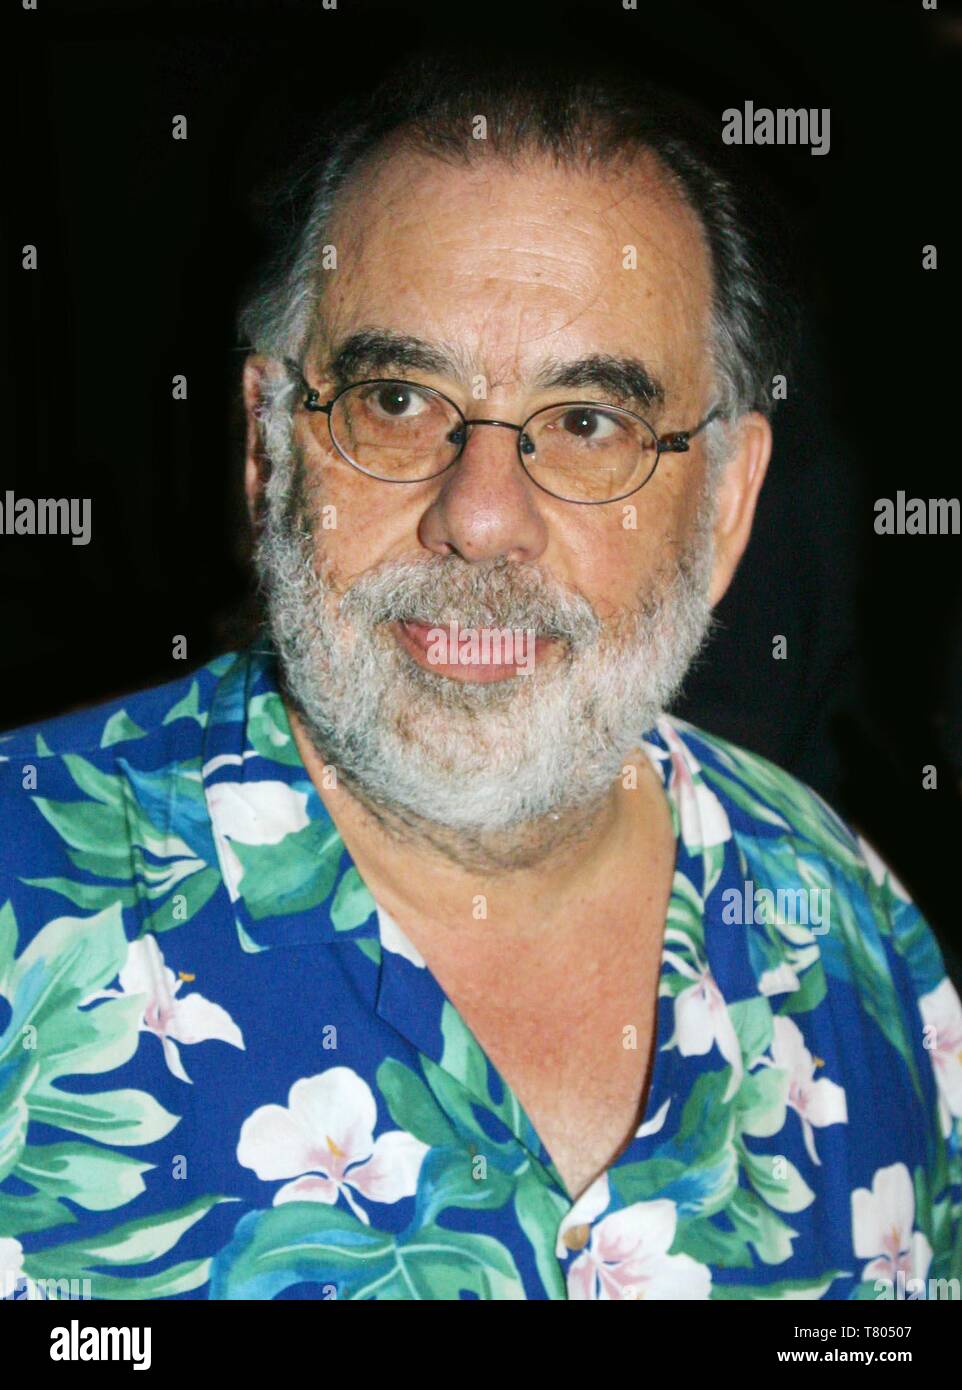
[253,396,719,872]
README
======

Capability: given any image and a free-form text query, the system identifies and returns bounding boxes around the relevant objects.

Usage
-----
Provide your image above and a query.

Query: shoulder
[660,714,957,1018]
[0,654,238,764]
[659,719,962,1281]
[664,714,882,890]
[0,653,243,957]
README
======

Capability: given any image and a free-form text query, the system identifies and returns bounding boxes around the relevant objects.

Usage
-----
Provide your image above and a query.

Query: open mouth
[391,619,556,683]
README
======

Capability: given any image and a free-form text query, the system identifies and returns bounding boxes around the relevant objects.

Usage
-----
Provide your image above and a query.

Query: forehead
[316,144,714,399]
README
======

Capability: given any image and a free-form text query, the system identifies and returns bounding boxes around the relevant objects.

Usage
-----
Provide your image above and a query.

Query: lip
[391,619,554,683]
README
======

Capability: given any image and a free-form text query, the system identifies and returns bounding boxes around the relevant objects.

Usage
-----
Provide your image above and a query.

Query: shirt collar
[201,641,379,953]
[200,642,758,1005]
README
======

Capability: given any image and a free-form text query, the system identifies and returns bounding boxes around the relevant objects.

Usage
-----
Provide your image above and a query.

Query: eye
[362,383,432,421]
[557,406,622,441]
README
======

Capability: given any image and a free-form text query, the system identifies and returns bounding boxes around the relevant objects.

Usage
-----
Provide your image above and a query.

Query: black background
[5,0,961,970]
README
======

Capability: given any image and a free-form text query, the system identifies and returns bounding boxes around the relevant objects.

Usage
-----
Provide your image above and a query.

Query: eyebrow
[322,329,666,412]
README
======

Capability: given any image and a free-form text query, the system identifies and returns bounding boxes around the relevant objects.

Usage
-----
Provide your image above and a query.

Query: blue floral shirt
[1,646,960,1300]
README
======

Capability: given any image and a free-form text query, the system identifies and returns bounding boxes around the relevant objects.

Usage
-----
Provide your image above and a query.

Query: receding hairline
[305,128,713,365]
[239,61,796,421]
[342,121,700,205]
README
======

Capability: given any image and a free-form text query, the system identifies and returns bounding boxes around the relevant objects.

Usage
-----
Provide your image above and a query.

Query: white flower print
[0,1237,47,1299]
[0,1237,33,1299]
[560,1180,712,1300]
[757,960,803,997]
[648,720,731,853]
[637,1097,671,1140]
[237,1067,430,1225]
[663,935,742,1100]
[85,935,245,1084]
[857,835,911,903]
[762,1015,847,1164]
[376,905,426,968]
[207,779,310,902]
[918,977,962,1137]
[851,1162,932,1287]
[756,913,824,998]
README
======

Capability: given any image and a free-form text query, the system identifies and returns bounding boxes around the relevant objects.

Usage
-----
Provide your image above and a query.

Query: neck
[286,702,673,941]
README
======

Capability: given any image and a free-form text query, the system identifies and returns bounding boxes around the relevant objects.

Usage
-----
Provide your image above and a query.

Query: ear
[242,354,279,525]
[707,411,772,607]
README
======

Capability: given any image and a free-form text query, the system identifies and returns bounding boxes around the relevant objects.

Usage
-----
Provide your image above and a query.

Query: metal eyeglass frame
[283,358,723,506]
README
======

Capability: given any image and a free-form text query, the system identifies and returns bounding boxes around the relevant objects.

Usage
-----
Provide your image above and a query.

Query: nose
[417,418,550,564]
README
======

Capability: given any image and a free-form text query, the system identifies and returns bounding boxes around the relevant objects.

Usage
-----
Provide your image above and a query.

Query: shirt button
[562,1223,591,1252]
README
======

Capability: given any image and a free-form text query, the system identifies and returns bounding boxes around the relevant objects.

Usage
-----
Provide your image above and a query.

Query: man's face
[308,146,717,622]
[246,146,761,864]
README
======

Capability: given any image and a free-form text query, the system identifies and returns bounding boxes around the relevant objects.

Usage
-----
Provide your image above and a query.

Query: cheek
[565,497,690,620]
[300,449,426,586]
[545,525,630,625]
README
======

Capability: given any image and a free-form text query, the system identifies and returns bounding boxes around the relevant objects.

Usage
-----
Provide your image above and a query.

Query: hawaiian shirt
[1,644,960,1301]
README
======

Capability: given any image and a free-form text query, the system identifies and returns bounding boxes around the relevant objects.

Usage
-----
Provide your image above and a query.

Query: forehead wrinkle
[316,152,711,403]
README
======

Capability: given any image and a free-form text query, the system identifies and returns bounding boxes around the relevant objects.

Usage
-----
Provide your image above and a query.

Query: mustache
[337,555,603,649]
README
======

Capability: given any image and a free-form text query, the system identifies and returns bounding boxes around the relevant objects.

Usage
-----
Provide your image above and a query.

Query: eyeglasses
[284,359,722,505]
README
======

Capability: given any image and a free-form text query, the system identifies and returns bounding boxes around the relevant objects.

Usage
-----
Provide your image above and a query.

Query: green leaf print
[379,1054,547,1268]
[162,680,204,728]
[0,902,178,1182]
[670,1212,754,1269]
[734,1066,789,1140]
[14,1142,153,1212]
[0,1190,76,1238]
[1,892,232,1294]
[26,1082,178,1148]
[23,1194,236,1297]
[711,1271,845,1299]
[383,1223,525,1300]
[376,1057,459,1148]
[434,1002,538,1153]
[230,819,342,920]
[21,877,139,913]
[613,1072,739,1219]
[821,881,922,1101]
[665,870,706,953]
[246,691,302,766]
[610,1156,690,1207]
[1,904,129,1070]
[0,899,16,990]
[79,1258,214,1301]
[778,959,827,1015]
[140,865,221,936]
[33,992,144,1083]
[27,752,217,929]
[413,1143,516,1226]
[32,797,130,864]
[99,711,148,749]
[209,1201,526,1300]
[737,1141,814,1214]
[726,1187,799,1265]
[728,996,775,1070]
[0,1056,35,1184]
[330,866,377,934]
[513,1165,569,1298]
[209,1201,394,1299]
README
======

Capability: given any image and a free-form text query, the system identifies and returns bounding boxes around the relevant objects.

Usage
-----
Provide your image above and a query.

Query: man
[1,58,959,1302]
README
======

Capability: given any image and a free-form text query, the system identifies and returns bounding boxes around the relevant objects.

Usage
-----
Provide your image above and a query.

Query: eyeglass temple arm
[657,407,724,454]
[283,358,332,414]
